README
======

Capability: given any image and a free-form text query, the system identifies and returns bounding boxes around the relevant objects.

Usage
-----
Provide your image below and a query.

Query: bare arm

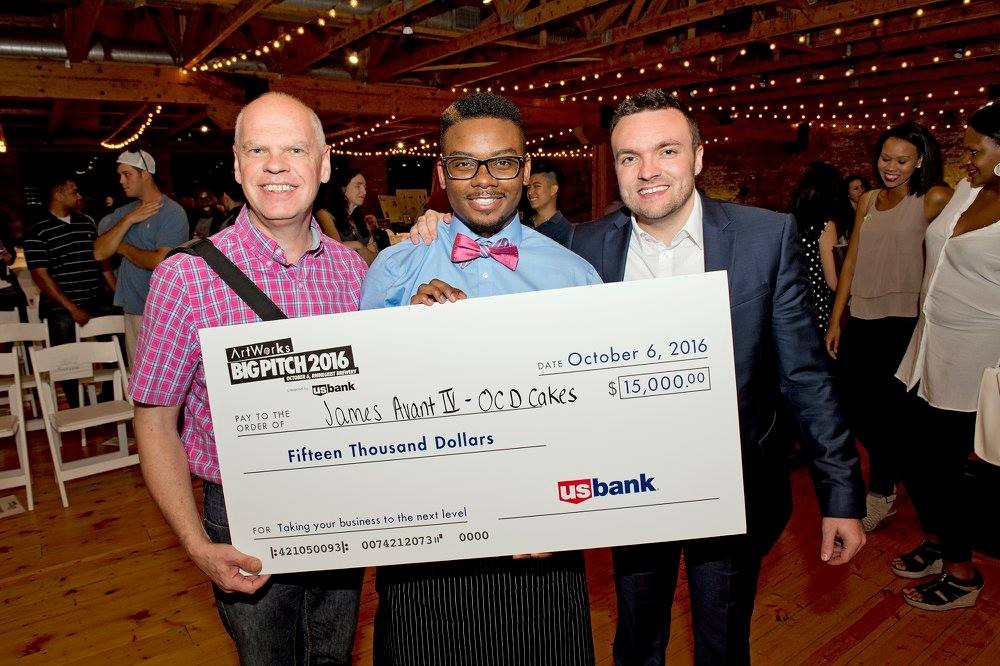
[118,242,171,271]
[923,185,954,223]
[342,240,376,265]
[29,267,91,324]
[99,258,116,291]
[818,221,839,292]
[824,190,873,358]
[135,403,269,594]
[93,201,163,260]
[315,209,340,240]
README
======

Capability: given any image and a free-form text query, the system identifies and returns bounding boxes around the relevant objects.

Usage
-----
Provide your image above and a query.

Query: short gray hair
[234,92,325,147]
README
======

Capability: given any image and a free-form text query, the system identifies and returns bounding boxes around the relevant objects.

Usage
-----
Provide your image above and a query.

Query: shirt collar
[630,191,703,251]
[449,213,524,246]
[236,206,323,266]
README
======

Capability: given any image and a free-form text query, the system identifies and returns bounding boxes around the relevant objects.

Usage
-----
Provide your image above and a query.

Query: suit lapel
[604,210,631,282]
[701,197,735,277]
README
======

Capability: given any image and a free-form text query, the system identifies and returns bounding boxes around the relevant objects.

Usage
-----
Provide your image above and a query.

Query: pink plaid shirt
[130,208,367,483]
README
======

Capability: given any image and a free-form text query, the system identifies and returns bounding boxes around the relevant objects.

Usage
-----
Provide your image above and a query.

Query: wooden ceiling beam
[445,0,769,87]
[63,0,105,63]
[562,14,999,102]
[689,57,997,110]
[369,0,613,83]
[589,1,631,36]
[151,7,184,64]
[0,59,600,131]
[183,0,281,69]
[281,0,439,75]
[625,0,648,26]
[537,0,962,93]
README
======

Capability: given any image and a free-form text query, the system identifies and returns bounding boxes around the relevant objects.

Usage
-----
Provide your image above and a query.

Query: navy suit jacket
[570,196,864,552]
[533,210,573,248]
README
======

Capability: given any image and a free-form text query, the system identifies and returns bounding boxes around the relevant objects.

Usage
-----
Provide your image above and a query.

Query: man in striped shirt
[25,176,117,406]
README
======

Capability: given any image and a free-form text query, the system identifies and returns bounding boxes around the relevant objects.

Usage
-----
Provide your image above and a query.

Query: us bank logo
[557,473,657,504]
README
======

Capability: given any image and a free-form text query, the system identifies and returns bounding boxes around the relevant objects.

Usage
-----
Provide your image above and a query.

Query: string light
[101,105,163,150]
[331,115,398,149]
[185,0,372,72]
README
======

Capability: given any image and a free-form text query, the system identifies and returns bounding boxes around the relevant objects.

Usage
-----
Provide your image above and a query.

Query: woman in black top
[788,161,853,332]
[316,168,376,264]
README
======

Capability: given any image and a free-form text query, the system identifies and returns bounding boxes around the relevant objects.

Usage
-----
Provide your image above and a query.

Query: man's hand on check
[513,553,553,560]
[189,539,271,594]
[410,279,467,305]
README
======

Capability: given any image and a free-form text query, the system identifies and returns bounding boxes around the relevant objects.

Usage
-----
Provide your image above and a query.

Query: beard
[453,189,518,238]
[463,212,514,238]
[624,178,695,225]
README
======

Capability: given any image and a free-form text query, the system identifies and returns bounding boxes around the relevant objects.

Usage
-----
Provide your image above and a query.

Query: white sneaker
[862,491,897,532]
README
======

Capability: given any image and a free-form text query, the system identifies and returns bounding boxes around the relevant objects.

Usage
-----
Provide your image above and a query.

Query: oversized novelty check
[200,271,745,574]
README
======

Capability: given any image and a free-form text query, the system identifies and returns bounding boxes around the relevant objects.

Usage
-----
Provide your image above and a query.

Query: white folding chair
[75,315,129,406]
[0,351,32,510]
[0,310,21,324]
[0,322,50,427]
[30,341,136,508]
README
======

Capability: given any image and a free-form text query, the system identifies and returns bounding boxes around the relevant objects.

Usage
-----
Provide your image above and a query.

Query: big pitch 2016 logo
[226,337,359,384]
[557,473,657,504]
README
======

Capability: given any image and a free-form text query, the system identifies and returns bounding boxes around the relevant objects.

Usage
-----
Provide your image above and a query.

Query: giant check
[200,271,745,574]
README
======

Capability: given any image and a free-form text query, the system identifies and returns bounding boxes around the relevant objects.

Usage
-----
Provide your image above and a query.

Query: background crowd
[1,103,997,622]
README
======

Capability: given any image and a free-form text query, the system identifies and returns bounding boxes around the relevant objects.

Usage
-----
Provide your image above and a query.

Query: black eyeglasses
[441,155,525,180]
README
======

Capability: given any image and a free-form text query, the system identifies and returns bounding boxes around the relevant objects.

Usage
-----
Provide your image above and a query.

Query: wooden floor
[2,425,999,665]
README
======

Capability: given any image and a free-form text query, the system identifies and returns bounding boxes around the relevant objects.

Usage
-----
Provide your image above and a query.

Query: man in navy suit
[569,89,865,665]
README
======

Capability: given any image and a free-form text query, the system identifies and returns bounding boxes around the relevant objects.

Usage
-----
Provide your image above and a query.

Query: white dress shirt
[624,192,705,281]
[897,178,1000,411]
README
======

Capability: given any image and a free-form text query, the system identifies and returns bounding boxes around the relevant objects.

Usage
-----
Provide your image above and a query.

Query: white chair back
[28,341,135,507]
[76,315,126,340]
[0,350,31,509]
[0,322,49,346]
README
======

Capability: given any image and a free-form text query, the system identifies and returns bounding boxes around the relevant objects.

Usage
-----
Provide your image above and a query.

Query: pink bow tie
[450,232,519,271]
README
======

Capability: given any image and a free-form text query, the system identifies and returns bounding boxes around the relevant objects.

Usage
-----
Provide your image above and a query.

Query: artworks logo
[557,474,657,504]
[225,338,359,385]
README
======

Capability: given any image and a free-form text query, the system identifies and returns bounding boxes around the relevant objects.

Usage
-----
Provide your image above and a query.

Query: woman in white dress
[893,102,1000,610]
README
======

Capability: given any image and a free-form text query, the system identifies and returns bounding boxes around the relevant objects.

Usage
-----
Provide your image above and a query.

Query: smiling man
[359,93,601,665]
[570,89,866,666]
[131,92,367,664]
[526,162,573,247]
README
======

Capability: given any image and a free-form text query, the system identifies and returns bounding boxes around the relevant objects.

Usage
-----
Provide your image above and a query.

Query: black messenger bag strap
[168,238,287,321]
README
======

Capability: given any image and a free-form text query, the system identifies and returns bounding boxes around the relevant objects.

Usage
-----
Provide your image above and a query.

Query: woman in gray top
[824,123,952,532]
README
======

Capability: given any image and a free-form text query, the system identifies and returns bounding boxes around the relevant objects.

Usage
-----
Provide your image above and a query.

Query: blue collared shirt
[360,214,602,308]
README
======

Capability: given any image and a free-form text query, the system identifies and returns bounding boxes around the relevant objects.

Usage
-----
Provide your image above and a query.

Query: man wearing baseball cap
[95,149,188,363]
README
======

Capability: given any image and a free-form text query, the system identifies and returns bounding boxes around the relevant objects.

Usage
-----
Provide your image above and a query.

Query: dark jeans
[202,481,363,665]
[899,392,977,563]
[612,535,762,666]
[44,300,120,408]
[839,316,917,496]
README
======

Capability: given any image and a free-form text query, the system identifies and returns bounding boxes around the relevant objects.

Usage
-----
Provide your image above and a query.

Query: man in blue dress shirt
[360,93,600,666]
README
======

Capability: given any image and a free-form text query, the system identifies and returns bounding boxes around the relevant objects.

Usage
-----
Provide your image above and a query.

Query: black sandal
[891,540,943,579]
[904,571,983,611]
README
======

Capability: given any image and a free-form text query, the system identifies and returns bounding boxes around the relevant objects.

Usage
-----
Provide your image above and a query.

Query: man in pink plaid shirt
[131,93,367,665]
